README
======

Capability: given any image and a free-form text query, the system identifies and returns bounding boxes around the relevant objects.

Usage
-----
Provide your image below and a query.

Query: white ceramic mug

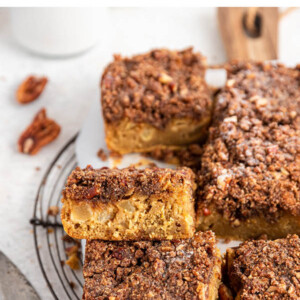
[10,8,107,57]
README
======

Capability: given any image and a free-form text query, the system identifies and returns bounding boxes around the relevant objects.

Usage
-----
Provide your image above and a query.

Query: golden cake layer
[101,48,212,154]
[61,166,196,240]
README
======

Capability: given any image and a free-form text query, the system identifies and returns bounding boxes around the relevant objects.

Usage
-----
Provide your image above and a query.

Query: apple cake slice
[225,235,300,299]
[61,166,196,240]
[101,47,212,154]
[82,231,222,300]
[197,62,300,240]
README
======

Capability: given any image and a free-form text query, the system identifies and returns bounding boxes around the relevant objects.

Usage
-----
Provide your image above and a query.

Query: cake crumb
[65,245,80,270]
[62,234,74,243]
[109,150,122,159]
[69,281,76,289]
[130,158,157,168]
[223,237,232,244]
[256,234,268,240]
[97,148,108,161]
[66,253,80,270]
[47,206,59,216]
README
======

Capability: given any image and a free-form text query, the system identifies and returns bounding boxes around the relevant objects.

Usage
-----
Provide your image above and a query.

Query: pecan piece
[16,76,48,104]
[18,108,60,155]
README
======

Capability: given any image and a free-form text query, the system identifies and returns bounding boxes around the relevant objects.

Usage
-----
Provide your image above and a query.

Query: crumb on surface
[97,148,108,161]
[65,245,81,270]
[66,253,80,270]
[109,150,123,159]
[47,206,59,216]
[129,158,157,168]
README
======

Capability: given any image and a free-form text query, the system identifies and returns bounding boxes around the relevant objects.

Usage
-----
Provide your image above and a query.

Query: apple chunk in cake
[61,166,196,240]
[101,48,212,154]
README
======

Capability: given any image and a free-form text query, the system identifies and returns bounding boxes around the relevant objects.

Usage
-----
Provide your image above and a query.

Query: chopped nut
[217,171,232,191]
[250,95,268,108]
[158,72,173,84]
[169,81,177,93]
[232,219,241,227]
[226,79,235,87]
[267,286,278,293]
[223,116,237,123]
[18,108,60,155]
[47,206,59,216]
[16,75,48,104]
[246,72,256,79]
[255,97,268,108]
[280,167,289,176]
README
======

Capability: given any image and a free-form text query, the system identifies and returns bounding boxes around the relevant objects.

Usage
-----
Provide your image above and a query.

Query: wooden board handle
[218,7,279,61]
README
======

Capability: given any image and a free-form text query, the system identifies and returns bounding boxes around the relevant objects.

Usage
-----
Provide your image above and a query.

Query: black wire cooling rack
[30,135,84,300]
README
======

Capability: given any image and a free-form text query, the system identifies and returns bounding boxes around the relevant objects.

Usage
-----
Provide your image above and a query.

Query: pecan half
[16,76,48,104]
[18,108,60,155]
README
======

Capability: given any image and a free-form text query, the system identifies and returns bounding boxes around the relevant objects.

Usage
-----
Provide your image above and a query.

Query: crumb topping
[101,48,211,129]
[83,231,220,300]
[229,234,300,299]
[144,143,204,170]
[198,62,300,222]
[63,166,195,203]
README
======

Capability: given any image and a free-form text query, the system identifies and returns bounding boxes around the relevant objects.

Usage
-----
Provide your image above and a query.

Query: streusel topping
[198,62,300,222]
[83,231,220,300]
[63,166,195,204]
[228,234,300,299]
[101,48,211,129]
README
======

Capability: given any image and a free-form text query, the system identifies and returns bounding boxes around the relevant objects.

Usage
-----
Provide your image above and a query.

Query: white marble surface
[0,7,299,300]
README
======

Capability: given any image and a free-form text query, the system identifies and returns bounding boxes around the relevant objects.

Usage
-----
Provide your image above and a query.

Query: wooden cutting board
[218,7,279,61]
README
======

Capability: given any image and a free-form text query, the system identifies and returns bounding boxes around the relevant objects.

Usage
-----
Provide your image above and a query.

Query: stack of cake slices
[61,48,300,299]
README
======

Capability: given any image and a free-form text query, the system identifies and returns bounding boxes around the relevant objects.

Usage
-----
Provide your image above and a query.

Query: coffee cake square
[61,166,196,240]
[82,231,221,300]
[225,235,300,299]
[196,62,300,240]
[101,48,212,154]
